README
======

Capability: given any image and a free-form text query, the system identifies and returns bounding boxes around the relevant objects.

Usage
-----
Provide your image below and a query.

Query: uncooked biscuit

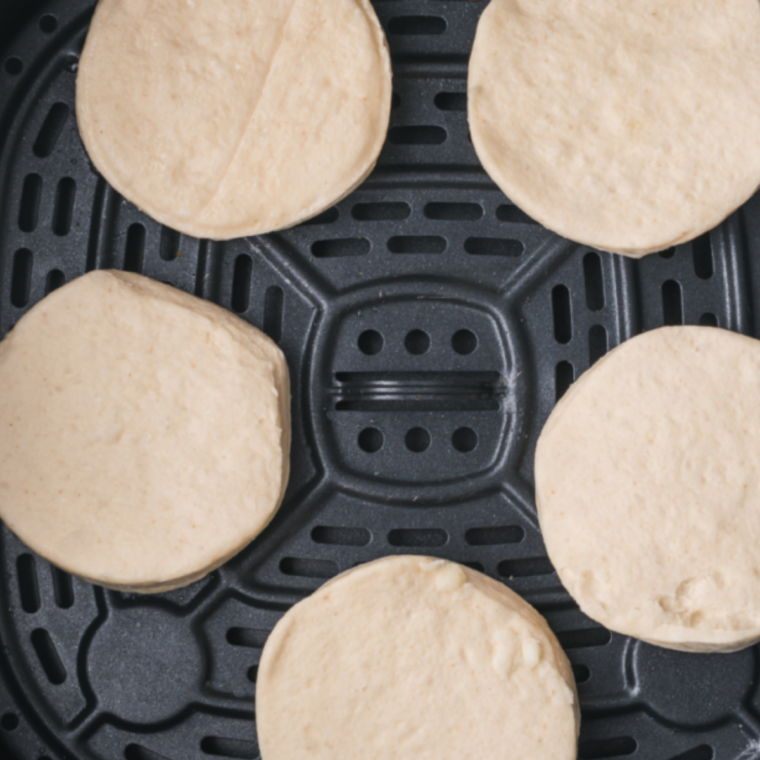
[0,270,290,592]
[77,0,392,239]
[468,0,760,256]
[536,326,760,651]
[257,555,578,760]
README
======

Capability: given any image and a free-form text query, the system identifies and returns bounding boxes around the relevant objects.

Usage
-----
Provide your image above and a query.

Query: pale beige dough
[257,555,579,760]
[536,326,760,651]
[468,0,760,256]
[0,271,290,592]
[76,0,391,240]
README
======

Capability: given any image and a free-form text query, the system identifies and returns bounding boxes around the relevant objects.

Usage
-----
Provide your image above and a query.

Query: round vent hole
[358,428,383,453]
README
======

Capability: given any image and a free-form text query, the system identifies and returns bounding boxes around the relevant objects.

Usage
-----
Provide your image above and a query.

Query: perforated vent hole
[405,426,431,452]
[300,206,339,225]
[31,628,67,684]
[465,526,524,545]
[451,329,477,355]
[662,279,683,325]
[555,360,574,401]
[660,247,676,259]
[17,554,40,614]
[279,557,339,578]
[312,526,371,546]
[39,15,58,33]
[246,665,258,683]
[388,16,447,35]
[358,427,383,453]
[572,664,591,683]
[159,226,180,262]
[11,248,33,308]
[389,235,446,254]
[312,238,370,258]
[692,234,713,280]
[200,737,258,758]
[556,627,612,649]
[33,103,69,157]
[264,286,283,343]
[434,92,467,111]
[389,126,447,145]
[352,202,410,221]
[452,426,477,452]
[125,745,172,760]
[670,746,714,760]
[552,285,572,344]
[358,330,384,355]
[391,92,401,110]
[52,177,76,235]
[51,567,74,609]
[1,713,19,731]
[464,237,523,257]
[496,204,539,225]
[583,252,604,311]
[45,269,65,295]
[388,529,447,547]
[231,254,252,313]
[588,325,608,366]
[498,556,554,578]
[226,628,268,648]
[405,329,430,354]
[578,737,636,759]
[424,202,482,221]
[19,173,42,232]
[699,312,718,327]
[124,223,145,273]
[4,57,23,75]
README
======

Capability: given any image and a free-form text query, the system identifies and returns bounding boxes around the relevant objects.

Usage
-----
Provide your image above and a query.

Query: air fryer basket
[2,2,760,759]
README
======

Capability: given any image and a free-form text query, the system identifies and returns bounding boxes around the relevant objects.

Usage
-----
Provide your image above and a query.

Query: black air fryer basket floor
[3,2,760,759]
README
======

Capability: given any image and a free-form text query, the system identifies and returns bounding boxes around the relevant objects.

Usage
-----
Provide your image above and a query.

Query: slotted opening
[231,254,252,313]
[405,426,431,452]
[312,526,371,546]
[498,556,555,578]
[451,329,477,355]
[352,202,410,221]
[389,236,446,254]
[388,126,447,145]
[660,247,676,259]
[388,529,447,547]
[280,557,339,579]
[312,238,370,258]
[16,554,39,613]
[264,286,283,343]
[496,204,539,225]
[30,628,67,684]
[555,360,574,401]
[0,713,18,731]
[588,325,608,366]
[19,173,42,232]
[692,234,713,280]
[4,57,23,75]
[358,427,384,453]
[358,330,384,355]
[200,737,258,759]
[463,561,485,572]
[662,279,683,325]
[388,15,446,34]
[465,526,524,545]
[124,223,146,273]
[405,329,430,354]
[572,664,591,683]
[39,14,58,33]
[699,312,718,327]
[246,665,258,683]
[11,248,33,308]
[452,426,478,452]
[51,566,74,609]
[434,92,467,112]
[391,92,401,110]
[125,744,173,760]
[464,237,524,257]
[226,628,269,648]
[670,746,714,760]
[556,627,612,649]
[45,269,65,294]
[159,226,180,262]
[583,252,604,311]
[578,737,637,759]
[424,202,482,221]
[33,103,69,157]
[552,285,572,344]
[52,177,76,236]
[299,207,338,225]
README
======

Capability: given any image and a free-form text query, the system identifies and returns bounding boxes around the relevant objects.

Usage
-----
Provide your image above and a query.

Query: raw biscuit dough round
[468,0,760,256]
[76,0,392,240]
[257,555,578,760]
[0,270,290,593]
[536,326,760,652]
